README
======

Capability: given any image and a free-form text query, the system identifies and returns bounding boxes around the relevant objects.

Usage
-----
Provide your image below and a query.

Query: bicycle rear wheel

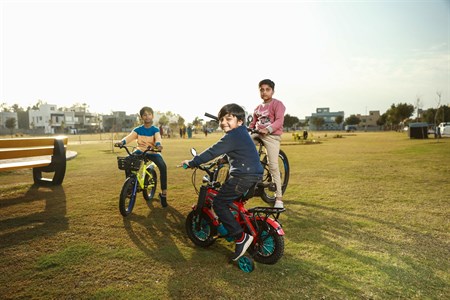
[260,149,289,203]
[251,219,284,264]
[119,176,137,217]
[143,167,158,201]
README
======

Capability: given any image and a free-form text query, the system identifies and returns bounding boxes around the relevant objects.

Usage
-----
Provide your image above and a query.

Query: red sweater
[249,98,286,135]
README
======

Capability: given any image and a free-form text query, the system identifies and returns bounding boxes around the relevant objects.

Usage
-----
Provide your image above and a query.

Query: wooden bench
[0,136,72,186]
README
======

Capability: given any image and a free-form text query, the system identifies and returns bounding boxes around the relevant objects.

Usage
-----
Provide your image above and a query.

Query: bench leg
[33,161,66,185]
[32,139,67,186]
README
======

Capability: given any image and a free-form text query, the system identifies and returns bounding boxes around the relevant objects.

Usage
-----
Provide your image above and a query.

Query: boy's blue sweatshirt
[189,125,263,177]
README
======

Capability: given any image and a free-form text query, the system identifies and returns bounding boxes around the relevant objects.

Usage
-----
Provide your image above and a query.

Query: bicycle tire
[251,219,284,264]
[143,167,158,201]
[185,210,216,247]
[119,176,138,217]
[259,149,290,203]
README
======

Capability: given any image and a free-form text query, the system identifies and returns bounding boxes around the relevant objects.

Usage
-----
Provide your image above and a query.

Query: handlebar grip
[183,163,189,169]
[204,112,218,121]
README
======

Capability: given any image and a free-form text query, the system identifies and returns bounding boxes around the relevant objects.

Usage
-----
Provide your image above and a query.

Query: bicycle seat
[241,182,259,201]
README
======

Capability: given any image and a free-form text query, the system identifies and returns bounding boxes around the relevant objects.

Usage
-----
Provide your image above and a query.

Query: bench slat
[0,159,52,171]
[0,146,66,159]
[0,136,68,148]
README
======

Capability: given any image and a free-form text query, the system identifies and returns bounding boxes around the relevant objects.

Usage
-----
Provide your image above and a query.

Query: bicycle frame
[130,160,156,191]
[193,185,285,238]
[115,144,159,216]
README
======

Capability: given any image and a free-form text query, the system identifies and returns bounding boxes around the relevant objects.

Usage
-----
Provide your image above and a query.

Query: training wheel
[237,255,255,273]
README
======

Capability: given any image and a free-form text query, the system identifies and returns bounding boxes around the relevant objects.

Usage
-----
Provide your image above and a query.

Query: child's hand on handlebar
[180,160,191,169]
[157,145,163,151]
[114,141,123,147]
[257,128,269,135]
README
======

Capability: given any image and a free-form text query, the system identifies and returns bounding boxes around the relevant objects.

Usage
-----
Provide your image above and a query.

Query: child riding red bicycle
[181,103,263,261]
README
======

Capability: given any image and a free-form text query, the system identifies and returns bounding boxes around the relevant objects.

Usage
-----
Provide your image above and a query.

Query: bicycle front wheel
[119,176,137,217]
[143,167,158,201]
[260,149,290,203]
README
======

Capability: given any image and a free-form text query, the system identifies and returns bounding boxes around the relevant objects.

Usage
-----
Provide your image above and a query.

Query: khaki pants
[252,134,282,198]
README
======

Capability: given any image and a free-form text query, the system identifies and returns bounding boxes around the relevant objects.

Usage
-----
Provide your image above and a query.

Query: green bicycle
[115,144,158,217]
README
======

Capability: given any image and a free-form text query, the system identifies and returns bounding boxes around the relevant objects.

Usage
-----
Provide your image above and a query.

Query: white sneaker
[274,200,284,209]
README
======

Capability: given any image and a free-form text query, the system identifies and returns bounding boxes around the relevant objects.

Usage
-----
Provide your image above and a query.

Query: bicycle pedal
[268,183,277,192]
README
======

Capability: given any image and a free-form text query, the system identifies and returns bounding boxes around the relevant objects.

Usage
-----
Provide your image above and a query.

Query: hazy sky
[1,0,449,122]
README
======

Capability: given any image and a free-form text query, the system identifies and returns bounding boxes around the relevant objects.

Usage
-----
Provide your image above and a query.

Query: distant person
[303,130,308,140]
[249,79,286,209]
[181,103,263,261]
[115,106,168,207]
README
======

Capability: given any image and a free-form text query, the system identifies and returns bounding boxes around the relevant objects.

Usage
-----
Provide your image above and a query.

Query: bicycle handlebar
[204,111,261,134]
[204,112,218,122]
[114,144,161,156]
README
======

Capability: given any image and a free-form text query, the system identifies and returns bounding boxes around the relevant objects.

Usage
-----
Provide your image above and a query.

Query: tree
[191,117,203,134]
[60,120,66,134]
[284,114,300,131]
[377,113,387,129]
[17,111,29,129]
[433,92,449,125]
[345,115,361,126]
[0,102,9,112]
[158,115,169,126]
[177,116,185,127]
[169,121,179,135]
[396,103,415,122]
[207,120,219,131]
[5,117,16,136]
[385,103,414,130]
[32,99,45,110]
[335,115,343,129]
[311,117,325,130]
[11,104,24,112]
[422,108,437,125]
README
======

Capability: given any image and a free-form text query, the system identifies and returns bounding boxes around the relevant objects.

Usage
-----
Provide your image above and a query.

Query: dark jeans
[213,175,262,238]
[146,153,167,191]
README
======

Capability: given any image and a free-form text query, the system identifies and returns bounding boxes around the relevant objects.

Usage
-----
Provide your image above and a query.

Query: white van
[436,122,450,136]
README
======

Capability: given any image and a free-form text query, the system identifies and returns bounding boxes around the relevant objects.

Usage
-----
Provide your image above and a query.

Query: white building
[29,104,58,134]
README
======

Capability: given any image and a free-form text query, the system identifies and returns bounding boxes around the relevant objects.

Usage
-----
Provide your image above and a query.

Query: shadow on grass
[0,185,68,249]
[122,204,187,261]
[122,201,262,298]
[283,199,449,298]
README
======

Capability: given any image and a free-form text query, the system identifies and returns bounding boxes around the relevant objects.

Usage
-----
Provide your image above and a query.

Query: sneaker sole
[232,235,254,261]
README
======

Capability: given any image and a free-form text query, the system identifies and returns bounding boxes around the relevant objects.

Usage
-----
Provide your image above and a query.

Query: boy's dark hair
[218,103,246,122]
[139,106,154,117]
[259,79,275,90]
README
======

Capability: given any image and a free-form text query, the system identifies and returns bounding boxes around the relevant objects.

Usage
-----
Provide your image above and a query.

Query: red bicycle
[183,149,285,272]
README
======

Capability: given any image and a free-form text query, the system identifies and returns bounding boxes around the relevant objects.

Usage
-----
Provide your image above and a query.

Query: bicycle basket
[117,156,143,171]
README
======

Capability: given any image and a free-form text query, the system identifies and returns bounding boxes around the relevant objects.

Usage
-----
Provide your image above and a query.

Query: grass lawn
[1,131,449,299]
